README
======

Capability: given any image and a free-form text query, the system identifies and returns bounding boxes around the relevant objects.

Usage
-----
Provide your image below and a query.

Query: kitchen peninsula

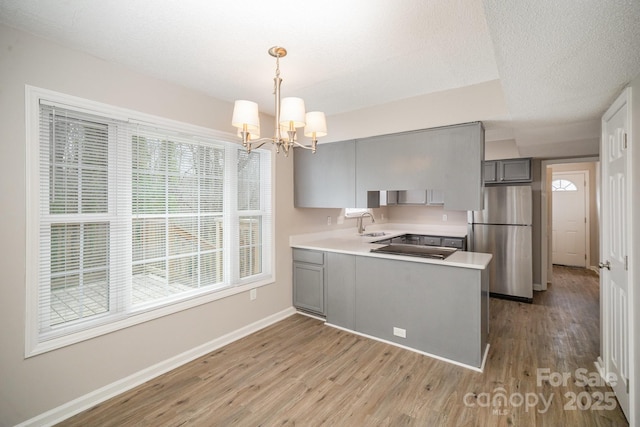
[290,226,492,371]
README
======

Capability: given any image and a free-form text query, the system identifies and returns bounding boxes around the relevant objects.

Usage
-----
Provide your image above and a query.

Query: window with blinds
[27,89,272,355]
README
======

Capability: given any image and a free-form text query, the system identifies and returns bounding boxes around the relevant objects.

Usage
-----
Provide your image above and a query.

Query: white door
[601,89,630,419]
[551,171,587,267]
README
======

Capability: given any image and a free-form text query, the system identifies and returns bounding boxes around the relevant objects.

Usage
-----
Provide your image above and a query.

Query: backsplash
[386,205,468,225]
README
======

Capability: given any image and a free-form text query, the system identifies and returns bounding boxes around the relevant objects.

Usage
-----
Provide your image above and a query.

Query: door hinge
[623,132,628,149]
[584,217,587,224]
[627,377,629,394]
[625,255,628,271]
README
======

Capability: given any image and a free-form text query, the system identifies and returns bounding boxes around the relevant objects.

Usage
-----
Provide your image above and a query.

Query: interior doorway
[540,158,599,290]
[551,170,589,267]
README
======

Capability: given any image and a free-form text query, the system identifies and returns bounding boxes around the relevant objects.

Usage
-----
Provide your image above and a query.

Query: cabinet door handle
[598,260,611,270]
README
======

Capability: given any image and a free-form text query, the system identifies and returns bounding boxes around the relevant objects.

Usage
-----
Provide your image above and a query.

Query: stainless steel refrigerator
[468,185,533,302]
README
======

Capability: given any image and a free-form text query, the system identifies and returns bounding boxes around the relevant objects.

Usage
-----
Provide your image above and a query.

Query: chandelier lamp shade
[231,46,327,155]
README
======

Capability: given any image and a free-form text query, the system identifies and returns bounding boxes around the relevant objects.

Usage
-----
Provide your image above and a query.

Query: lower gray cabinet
[326,253,356,329]
[354,256,487,368]
[292,249,326,316]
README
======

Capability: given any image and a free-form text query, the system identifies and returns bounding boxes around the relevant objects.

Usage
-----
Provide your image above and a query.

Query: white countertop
[290,225,492,270]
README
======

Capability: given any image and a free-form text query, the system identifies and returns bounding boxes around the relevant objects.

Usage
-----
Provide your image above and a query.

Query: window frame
[25,86,275,357]
[343,208,373,218]
[551,178,578,192]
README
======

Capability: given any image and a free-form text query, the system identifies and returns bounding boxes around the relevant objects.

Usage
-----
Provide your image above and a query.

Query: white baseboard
[589,266,600,276]
[595,357,606,379]
[533,282,544,291]
[18,307,297,427]
[295,309,326,322]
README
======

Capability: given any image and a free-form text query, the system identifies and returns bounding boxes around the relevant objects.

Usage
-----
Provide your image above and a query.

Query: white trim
[324,322,488,373]
[16,307,296,427]
[600,86,634,423]
[540,156,598,291]
[595,357,606,380]
[24,85,277,356]
[28,277,277,357]
[295,309,326,321]
[35,87,237,143]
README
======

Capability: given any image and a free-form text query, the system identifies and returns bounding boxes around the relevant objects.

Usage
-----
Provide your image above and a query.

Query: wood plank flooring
[58,266,629,426]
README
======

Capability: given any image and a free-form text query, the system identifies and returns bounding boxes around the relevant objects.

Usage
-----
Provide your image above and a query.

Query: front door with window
[551,171,588,267]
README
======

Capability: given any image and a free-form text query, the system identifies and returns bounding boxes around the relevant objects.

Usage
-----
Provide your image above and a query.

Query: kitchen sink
[363,232,387,237]
[370,244,457,260]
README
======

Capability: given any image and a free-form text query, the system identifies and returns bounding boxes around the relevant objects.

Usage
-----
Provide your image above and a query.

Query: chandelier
[231,46,327,155]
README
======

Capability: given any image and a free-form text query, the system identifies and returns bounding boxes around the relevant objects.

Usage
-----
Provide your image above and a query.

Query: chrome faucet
[357,212,375,235]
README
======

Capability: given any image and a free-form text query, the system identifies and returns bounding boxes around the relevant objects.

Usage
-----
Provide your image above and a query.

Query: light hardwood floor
[58,266,629,426]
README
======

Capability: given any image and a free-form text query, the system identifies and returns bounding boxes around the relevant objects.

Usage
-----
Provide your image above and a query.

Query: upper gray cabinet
[426,189,445,205]
[483,161,497,183]
[356,122,484,210]
[382,189,444,206]
[293,122,484,210]
[484,158,532,184]
[294,140,356,208]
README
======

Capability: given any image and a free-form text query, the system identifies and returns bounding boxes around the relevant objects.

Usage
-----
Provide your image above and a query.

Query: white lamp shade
[279,97,306,128]
[304,111,327,137]
[232,100,260,130]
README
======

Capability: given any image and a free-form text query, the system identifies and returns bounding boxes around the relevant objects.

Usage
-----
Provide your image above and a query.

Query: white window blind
[131,126,227,307]
[29,91,272,354]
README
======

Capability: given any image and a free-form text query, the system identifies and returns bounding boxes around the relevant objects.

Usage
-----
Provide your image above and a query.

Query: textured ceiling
[1,0,639,158]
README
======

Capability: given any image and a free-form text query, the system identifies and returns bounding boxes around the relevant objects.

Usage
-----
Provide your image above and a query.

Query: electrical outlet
[393,327,406,338]
[442,214,448,222]
[327,216,332,226]
[380,213,385,221]
[250,289,257,300]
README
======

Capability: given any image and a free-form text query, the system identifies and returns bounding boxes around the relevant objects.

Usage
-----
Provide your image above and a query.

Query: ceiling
[1,0,639,158]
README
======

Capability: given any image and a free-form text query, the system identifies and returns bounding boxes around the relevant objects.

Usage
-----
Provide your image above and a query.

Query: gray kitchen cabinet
[292,249,326,316]
[383,189,444,206]
[294,140,356,208]
[499,158,531,182]
[398,190,427,204]
[354,256,488,368]
[356,130,447,202]
[483,161,497,183]
[326,252,356,329]
[356,122,484,210]
[484,158,532,184]
[426,189,445,205]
